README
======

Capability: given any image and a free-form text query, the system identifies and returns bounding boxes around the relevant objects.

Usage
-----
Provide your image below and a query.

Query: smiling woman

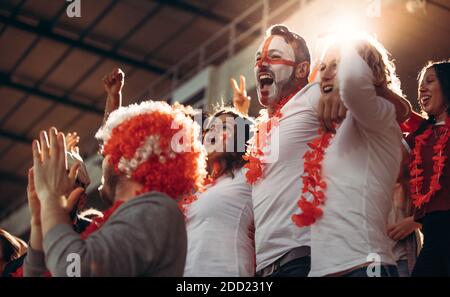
[406,60,450,277]
[183,107,256,277]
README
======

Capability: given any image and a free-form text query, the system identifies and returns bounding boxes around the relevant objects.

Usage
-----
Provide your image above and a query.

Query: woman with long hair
[407,60,450,276]
[183,107,256,277]
[302,35,410,277]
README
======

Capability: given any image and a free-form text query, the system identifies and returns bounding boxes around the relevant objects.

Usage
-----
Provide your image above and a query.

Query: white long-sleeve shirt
[252,83,321,272]
[309,46,402,276]
[184,168,255,276]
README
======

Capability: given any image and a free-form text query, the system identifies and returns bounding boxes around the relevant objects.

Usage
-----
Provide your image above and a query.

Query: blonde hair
[353,35,403,96]
[320,34,403,96]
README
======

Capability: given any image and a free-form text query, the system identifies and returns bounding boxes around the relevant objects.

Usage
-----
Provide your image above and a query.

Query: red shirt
[407,124,450,221]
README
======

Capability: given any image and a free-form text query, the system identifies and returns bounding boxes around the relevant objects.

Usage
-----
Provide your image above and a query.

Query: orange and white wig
[95,101,207,200]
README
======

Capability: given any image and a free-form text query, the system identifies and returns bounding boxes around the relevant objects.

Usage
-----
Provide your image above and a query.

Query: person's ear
[295,61,310,80]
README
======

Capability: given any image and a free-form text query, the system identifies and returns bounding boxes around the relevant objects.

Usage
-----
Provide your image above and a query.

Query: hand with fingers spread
[65,132,80,155]
[32,127,81,203]
[102,67,125,123]
[317,89,347,133]
[32,127,85,235]
[230,75,251,116]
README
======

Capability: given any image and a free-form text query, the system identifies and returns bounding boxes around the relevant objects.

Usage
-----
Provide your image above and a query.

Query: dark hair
[412,59,450,137]
[266,24,311,64]
[0,229,22,263]
[207,107,254,179]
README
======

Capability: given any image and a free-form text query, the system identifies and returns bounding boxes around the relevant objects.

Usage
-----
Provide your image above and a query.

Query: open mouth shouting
[257,71,275,93]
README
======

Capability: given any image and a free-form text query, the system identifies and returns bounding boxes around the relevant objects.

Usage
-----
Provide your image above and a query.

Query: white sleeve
[338,46,396,133]
[306,83,321,115]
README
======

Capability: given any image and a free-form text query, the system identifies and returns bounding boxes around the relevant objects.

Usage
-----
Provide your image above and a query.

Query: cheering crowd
[1,24,449,277]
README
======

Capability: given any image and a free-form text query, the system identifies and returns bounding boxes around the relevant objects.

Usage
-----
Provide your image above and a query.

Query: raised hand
[32,128,80,204]
[103,68,124,123]
[103,67,124,96]
[230,75,251,116]
[65,132,80,154]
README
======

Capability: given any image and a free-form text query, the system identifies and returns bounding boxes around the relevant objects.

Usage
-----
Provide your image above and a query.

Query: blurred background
[0,0,449,239]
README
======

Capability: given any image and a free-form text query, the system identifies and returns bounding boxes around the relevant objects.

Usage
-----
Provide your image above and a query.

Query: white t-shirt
[184,168,255,276]
[309,47,402,276]
[252,83,321,272]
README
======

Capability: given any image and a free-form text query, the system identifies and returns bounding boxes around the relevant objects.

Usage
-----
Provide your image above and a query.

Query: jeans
[268,256,311,277]
[341,264,399,277]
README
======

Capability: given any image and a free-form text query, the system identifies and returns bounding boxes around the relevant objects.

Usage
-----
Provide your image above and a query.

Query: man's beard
[258,70,297,107]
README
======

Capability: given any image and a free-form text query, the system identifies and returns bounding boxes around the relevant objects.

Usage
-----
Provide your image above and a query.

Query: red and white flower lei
[242,88,335,227]
[409,116,450,208]
[292,128,334,227]
[243,90,300,184]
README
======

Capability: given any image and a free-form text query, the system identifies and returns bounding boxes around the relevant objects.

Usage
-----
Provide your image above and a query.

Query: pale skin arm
[102,68,125,124]
[230,75,251,116]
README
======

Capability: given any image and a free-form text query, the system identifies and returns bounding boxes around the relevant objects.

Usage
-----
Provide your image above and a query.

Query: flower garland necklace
[409,116,450,208]
[243,88,301,184]
[292,128,334,227]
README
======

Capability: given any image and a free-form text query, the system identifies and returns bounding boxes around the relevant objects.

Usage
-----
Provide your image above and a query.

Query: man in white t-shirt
[233,25,332,277]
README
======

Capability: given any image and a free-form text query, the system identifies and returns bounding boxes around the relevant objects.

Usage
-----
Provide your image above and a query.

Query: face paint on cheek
[255,35,296,106]
[256,64,294,105]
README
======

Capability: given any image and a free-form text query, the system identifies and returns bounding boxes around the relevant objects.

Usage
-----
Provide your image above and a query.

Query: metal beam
[0,15,165,74]
[0,0,26,37]
[0,170,27,186]
[155,0,255,33]
[0,129,29,144]
[155,0,231,24]
[0,73,103,115]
